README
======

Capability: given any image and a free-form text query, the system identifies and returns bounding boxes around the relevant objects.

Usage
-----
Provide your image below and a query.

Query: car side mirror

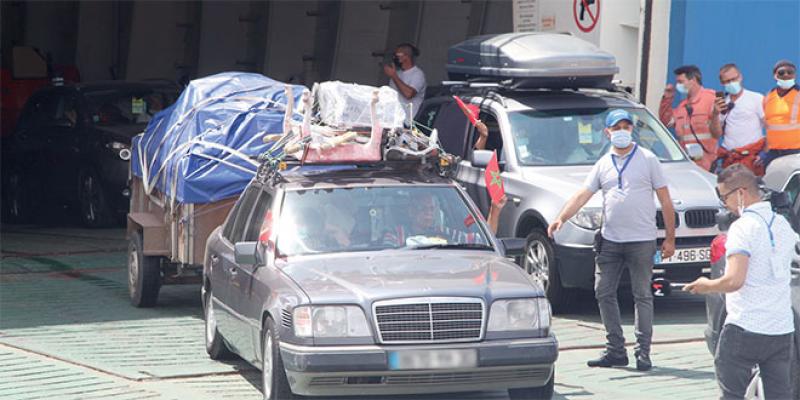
[472,149,493,168]
[234,241,262,265]
[500,238,526,257]
[685,143,703,161]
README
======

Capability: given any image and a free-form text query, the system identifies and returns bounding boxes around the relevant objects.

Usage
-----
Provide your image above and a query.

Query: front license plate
[655,247,711,265]
[388,349,477,370]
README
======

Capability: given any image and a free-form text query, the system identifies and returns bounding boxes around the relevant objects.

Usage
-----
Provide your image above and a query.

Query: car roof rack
[444,78,637,107]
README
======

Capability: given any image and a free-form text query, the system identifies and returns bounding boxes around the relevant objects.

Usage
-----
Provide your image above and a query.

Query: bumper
[554,243,595,289]
[279,335,558,396]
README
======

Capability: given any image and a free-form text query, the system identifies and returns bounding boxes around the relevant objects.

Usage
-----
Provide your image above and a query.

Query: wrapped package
[317,81,407,129]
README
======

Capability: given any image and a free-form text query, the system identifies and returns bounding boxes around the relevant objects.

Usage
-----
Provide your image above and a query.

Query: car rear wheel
[523,229,571,313]
[262,318,298,400]
[78,168,113,228]
[4,170,33,224]
[128,230,161,307]
[508,370,555,400]
[203,285,232,359]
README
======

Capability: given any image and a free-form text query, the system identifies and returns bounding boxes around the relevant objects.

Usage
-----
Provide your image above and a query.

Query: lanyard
[610,144,638,189]
[743,209,776,248]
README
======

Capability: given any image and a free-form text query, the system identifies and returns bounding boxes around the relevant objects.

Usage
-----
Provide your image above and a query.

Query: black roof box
[446,33,619,89]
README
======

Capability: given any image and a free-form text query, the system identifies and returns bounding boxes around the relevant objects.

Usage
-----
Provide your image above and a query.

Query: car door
[229,188,273,364]
[213,186,260,352]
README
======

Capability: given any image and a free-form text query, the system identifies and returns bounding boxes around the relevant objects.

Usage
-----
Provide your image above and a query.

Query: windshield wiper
[407,243,493,251]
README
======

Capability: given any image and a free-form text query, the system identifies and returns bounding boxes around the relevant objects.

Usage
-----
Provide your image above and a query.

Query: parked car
[202,162,558,400]
[417,33,722,311]
[2,80,180,227]
[705,154,800,399]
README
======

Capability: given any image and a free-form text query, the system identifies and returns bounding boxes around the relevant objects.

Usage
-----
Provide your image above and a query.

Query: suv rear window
[508,107,685,166]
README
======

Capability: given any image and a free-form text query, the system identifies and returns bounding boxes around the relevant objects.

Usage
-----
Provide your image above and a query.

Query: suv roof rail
[444,78,638,104]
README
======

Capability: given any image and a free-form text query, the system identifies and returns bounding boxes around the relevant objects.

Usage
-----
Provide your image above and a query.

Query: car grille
[685,209,718,228]
[656,211,680,229]
[373,298,484,344]
[308,367,550,386]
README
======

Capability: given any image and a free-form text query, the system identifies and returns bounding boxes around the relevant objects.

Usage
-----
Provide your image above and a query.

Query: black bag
[593,230,604,254]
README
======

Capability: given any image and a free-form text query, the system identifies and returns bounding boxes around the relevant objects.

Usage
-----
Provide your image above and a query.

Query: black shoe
[635,352,652,371]
[587,352,629,368]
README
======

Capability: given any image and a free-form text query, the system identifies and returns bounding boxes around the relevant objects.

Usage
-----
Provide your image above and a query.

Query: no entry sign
[573,0,600,33]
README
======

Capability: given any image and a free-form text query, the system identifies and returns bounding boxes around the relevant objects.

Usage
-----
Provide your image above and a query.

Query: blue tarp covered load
[131,72,307,204]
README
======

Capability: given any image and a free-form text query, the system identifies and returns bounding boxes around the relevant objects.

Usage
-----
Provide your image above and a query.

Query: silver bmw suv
[417,88,722,311]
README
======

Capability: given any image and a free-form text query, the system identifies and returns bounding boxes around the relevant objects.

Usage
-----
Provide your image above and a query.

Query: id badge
[610,187,627,202]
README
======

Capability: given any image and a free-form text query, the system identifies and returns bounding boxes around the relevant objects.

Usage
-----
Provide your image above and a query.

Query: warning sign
[573,0,600,33]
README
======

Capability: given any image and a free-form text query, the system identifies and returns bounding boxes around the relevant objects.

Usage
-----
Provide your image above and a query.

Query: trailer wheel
[128,230,161,307]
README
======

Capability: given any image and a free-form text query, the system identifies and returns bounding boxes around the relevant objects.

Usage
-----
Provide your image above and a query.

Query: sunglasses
[776,68,796,78]
[715,186,741,203]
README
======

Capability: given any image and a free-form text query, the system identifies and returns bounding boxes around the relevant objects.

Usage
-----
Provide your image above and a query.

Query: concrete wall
[75,2,116,81]
[196,2,252,77]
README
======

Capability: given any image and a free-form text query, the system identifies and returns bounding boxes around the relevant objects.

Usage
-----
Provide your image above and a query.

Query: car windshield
[276,186,492,256]
[508,107,685,166]
[84,86,179,128]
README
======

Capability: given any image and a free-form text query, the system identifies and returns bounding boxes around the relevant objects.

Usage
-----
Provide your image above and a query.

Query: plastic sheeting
[317,81,407,129]
[131,72,307,204]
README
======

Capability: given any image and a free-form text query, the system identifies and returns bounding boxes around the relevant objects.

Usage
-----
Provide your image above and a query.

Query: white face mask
[610,129,633,148]
[736,191,744,216]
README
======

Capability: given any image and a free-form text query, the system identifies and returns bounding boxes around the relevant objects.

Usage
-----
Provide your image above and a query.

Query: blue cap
[605,109,633,128]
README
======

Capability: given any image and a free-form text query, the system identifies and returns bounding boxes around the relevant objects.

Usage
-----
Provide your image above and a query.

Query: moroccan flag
[453,96,479,126]
[484,151,505,204]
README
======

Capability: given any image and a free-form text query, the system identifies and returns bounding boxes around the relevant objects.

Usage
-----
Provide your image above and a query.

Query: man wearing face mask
[548,109,676,372]
[761,60,800,168]
[713,64,766,174]
[383,43,427,120]
[659,65,723,171]
[684,164,796,399]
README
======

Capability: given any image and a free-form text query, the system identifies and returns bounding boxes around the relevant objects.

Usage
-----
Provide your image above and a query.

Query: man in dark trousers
[548,109,676,371]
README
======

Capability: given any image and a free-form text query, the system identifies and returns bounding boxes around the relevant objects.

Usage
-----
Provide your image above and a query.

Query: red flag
[453,96,479,126]
[484,151,505,204]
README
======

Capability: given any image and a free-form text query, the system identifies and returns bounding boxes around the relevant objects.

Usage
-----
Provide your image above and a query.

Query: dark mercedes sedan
[202,164,558,400]
[2,80,179,227]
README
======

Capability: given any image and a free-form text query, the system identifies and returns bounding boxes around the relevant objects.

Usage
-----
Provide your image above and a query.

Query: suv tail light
[710,234,727,264]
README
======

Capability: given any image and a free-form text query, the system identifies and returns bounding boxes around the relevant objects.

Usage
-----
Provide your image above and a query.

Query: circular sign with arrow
[573,0,600,33]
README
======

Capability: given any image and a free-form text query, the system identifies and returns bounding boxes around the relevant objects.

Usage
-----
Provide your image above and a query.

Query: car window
[415,102,442,135]
[242,190,273,242]
[84,87,179,127]
[784,173,800,205]
[222,198,243,242]
[19,94,63,129]
[469,111,503,160]
[276,186,491,257]
[226,186,260,243]
[508,107,685,166]
[433,101,470,157]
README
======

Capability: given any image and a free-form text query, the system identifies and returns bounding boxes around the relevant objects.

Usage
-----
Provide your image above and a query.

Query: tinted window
[222,199,243,242]
[84,86,179,127]
[433,102,470,157]
[415,102,442,135]
[508,107,685,166]
[20,94,64,129]
[243,191,273,242]
[227,186,260,243]
[276,186,491,257]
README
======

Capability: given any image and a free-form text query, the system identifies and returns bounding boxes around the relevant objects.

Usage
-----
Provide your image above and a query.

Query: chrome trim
[279,336,555,353]
[372,297,486,344]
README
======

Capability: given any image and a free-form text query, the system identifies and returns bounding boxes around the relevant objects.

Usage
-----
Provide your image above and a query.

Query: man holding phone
[659,65,723,171]
[713,64,765,174]
[383,43,426,120]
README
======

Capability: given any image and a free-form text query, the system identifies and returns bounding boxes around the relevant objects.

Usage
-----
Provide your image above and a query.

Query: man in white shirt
[685,164,796,399]
[714,64,765,173]
[384,43,426,120]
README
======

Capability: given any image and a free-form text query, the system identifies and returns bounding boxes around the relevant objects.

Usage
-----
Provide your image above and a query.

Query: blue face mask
[610,129,633,148]
[777,79,796,89]
[724,81,742,95]
[676,83,688,95]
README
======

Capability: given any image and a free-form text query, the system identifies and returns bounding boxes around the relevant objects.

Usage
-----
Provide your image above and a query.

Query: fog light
[119,148,132,161]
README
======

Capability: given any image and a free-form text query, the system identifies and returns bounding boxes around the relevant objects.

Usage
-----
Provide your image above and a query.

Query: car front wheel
[78,168,113,228]
[523,229,571,313]
[262,318,298,400]
[204,285,233,360]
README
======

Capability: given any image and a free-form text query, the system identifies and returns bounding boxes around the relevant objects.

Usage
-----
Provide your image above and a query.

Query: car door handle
[511,196,521,205]
[228,267,238,277]
[210,254,219,265]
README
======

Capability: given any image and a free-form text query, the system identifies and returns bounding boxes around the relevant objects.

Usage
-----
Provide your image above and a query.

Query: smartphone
[715,91,725,99]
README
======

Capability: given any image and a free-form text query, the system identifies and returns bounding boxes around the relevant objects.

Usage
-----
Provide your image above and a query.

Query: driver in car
[383,192,505,247]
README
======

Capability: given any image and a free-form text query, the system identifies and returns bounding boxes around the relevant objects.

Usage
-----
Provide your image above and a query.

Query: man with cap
[548,109,676,371]
[761,60,800,168]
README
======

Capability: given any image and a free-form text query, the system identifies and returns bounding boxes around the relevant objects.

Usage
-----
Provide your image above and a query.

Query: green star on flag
[484,150,505,204]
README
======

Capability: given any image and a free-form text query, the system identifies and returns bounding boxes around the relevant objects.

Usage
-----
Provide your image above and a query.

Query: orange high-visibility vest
[764,87,800,150]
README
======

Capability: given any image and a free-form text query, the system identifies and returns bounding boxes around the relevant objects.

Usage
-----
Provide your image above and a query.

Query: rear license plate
[655,247,711,265]
[388,349,477,370]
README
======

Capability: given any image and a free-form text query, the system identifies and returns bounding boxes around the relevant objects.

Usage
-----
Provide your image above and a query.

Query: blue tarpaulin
[131,72,307,204]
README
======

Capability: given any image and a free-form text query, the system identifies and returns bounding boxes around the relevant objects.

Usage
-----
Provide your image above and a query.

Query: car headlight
[292,305,371,338]
[570,207,603,230]
[106,141,131,161]
[487,298,551,332]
